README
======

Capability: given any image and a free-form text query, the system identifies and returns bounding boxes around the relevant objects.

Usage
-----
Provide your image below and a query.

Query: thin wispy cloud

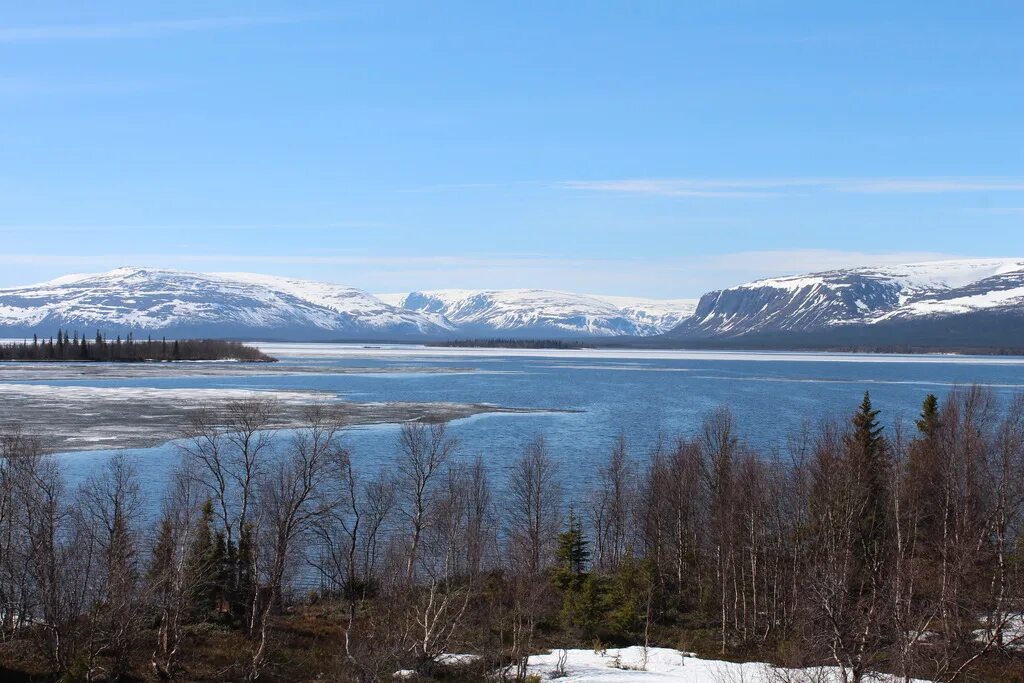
[0,222,386,234]
[562,177,1024,198]
[966,207,1024,215]
[559,179,813,198]
[838,178,1024,194]
[0,77,163,97]
[0,252,602,270]
[0,15,308,43]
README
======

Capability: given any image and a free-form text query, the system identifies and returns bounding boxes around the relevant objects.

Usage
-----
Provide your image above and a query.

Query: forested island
[0,331,273,362]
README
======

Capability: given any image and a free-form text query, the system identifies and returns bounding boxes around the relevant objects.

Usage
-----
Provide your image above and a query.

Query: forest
[0,332,273,362]
[1,388,1023,681]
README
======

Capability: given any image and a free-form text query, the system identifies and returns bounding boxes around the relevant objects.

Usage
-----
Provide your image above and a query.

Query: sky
[1,0,1023,298]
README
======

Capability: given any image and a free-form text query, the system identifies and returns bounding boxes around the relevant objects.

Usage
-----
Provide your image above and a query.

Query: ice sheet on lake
[255,342,1024,365]
[0,382,551,452]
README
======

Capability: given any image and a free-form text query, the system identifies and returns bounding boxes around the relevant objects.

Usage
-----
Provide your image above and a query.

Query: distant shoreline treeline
[0,331,273,362]
[428,338,593,349]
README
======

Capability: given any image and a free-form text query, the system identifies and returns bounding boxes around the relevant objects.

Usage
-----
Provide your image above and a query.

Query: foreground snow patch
[521,646,929,682]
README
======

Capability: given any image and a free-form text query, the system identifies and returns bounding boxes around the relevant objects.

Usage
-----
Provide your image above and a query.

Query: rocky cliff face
[673,259,1024,339]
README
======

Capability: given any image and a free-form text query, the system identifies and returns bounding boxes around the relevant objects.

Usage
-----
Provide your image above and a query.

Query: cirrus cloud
[561,177,1024,198]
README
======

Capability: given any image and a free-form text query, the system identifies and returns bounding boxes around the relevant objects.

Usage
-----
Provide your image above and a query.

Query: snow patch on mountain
[740,259,1022,293]
[592,295,698,333]
[213,272,453,332]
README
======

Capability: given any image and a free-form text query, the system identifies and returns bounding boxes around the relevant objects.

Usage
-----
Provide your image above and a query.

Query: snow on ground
[974,612,1024,650]
[518,647,930,682]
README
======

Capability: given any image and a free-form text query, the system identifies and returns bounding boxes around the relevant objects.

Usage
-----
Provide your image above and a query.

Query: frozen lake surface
[6,343,1024,499]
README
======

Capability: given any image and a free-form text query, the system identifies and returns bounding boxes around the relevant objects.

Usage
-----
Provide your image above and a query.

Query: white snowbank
[519,646,929,682]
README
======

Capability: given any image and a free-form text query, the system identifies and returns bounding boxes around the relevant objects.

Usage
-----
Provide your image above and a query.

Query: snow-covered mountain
[591,295,698,334]
[385,289,697,337]
[5,260,1019,346]
[0,269,694,340]
[0,267,453,340]
[675,259,1024,339]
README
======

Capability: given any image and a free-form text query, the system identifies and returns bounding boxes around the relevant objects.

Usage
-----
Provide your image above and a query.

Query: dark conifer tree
[149,517,176,597]
[916,394,940,437]
[904,393,946,582]
[187,500,219,617]
[235,524,255,627]
[557,510,590,576]
[846,391,891,576]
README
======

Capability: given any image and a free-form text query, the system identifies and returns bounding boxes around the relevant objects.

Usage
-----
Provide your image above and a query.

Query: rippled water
[50,344,1024,497]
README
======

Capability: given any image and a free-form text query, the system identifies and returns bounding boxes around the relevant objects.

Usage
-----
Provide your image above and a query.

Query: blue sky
[2,1,1022,297]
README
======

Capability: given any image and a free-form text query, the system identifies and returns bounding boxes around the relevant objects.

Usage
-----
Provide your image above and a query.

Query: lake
[39,344,1024,500]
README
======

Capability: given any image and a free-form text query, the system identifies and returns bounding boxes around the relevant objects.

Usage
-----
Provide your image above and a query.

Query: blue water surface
[42,345,1024,502]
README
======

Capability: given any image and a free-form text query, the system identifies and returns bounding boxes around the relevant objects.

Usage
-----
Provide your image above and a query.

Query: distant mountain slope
[4,261,1021,348]
[0,269,695,341]
[0,267,452,340]
[673,259,1024,340]
[389,289,697,337]
[589,295,698,334]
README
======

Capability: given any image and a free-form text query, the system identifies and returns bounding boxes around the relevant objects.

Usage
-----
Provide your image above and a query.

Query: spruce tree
[851,391,885,455]
[555,511,599,637]
[187,500,219,617]
[916,394,940,437]
[149,517,176,604]
[557,511,590,576]
[846,391,890,577]
[213,531,230,617]
[236,524,255,627]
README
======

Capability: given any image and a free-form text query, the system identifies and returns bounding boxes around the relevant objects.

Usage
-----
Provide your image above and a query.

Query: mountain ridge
[0,260,1022,349]
[388,288,697,337]
[0,268,694,340]
[668,258,1024,349]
